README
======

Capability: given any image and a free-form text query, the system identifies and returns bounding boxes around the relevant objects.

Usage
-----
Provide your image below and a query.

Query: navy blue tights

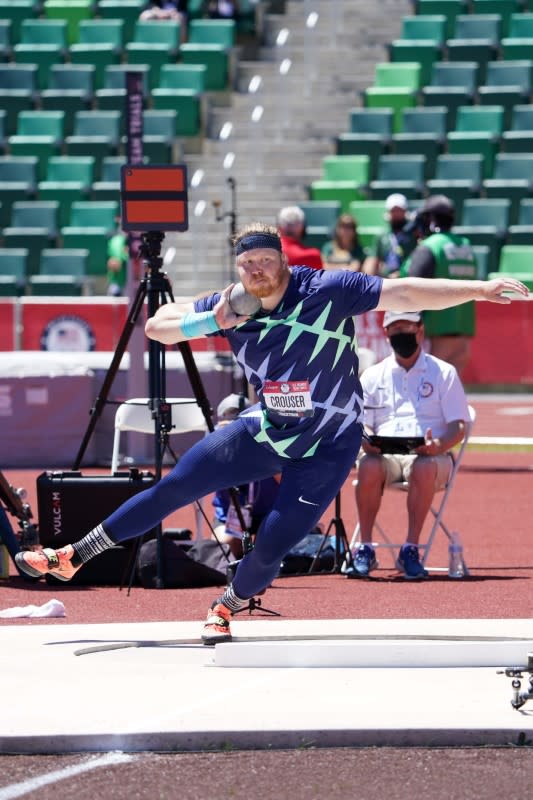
[100,419,360,599]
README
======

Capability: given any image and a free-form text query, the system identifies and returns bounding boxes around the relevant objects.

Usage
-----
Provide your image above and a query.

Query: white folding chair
[349,405,476,573]
[110,397,207,474]
[110,397,209,536]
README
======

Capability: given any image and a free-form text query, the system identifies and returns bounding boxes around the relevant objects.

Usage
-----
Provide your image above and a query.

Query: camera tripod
[308,490,352,574]
[73,230,254,590]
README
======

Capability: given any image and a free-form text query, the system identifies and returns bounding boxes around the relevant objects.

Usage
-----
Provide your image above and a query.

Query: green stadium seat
[43,0,92,45]
[488,244,533,290]
[461,198,511,231]
[97,0,147,41]
[65,111,121,169]
[0,247,28,296]
[501,13,533,59]
[150,66,206,142]
[336,108,393,174]
[472,244,490,279]
[472,0,515,37]
[483,153,533,222]
[399,14,447,45]
[447,105,505,178]
[39,247,88,278]
[158,63,207,92]
[369,154,426,200]
[91,155,124,201]
[125,20,181,88]
[125,48,168,91]
[29,248,89,297]
[41,64,94,133]
[454,197,511,272]
[69,43,120,90]
[152,88,203,138]
[95,64,150,111]
[298,200,341,249]
[17,18,67,48]
[0,155,37,226]
[180,43,230,92]
[141,109,179,163]
[309,156,370,213]
[426,154,484,217]
[13,16,67,86]
[389,40,440,86]
[188,19,236,47]
[415,1,467,38]
[506,199,533,244]
[347,200,387,248]
[477,60,533,126]
[60,228,110,278]
[8,110,64,180]
[38,155,94,226]
[0,1,37,42]
[446,15,501,83]
[8,199,59,235]
[363,87,417,133]
[421,61,479,128]
[0,64,38,134]
[374,62,422,91]
[423,60,479,95]
[393,107,448,178]
[2,228,50,276]
[128,18,181,54]
[66,200,118,230]
[77,19,124,53]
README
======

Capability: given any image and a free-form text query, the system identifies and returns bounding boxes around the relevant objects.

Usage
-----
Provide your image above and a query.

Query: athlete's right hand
[214,284,254,329]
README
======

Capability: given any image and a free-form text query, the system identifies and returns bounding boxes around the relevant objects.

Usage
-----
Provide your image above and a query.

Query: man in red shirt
[277,206,323,270]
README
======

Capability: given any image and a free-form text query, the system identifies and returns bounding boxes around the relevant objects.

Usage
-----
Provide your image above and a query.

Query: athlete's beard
[244,267,287,299]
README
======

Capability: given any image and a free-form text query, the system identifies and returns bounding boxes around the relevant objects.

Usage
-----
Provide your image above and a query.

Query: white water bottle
[448,532,465,579]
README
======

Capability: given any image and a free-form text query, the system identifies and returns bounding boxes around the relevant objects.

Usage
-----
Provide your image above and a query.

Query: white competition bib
[263,380,313,418]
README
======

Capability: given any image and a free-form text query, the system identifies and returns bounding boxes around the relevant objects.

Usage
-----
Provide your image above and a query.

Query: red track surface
[1,443,531,624]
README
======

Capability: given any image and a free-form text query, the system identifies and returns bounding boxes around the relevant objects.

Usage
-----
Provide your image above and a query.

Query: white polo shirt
[361,351,469,438]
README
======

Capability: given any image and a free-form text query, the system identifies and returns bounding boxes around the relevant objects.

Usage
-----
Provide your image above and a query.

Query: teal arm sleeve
[180,310,220,339]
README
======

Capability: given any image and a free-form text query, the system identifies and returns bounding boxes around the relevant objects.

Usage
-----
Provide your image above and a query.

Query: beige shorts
[381,453,453,490]
[357,450,453,492]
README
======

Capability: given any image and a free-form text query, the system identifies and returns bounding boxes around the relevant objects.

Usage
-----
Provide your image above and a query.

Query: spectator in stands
[205,0,239,19]
[212,393,280,558]
[277,205,323,270]
[140,0,187,21]
[140,0,188,38]
[106,222,128,297]
[321,213,367,271]
[364,193,417,278]
[351,310,469,580]
[401,194,478,377]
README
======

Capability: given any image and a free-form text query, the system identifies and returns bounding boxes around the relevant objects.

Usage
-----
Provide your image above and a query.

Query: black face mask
[390,219,406,233]
[389,332,419,359]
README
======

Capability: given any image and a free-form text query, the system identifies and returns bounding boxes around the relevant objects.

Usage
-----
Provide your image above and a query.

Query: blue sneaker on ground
[347,544,378,578]
[396,544,428,580]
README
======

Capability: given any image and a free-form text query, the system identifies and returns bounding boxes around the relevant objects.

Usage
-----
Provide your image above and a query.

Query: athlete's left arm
[376,276,529,311]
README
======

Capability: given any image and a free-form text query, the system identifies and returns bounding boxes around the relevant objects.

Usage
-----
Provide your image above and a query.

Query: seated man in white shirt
[351,310,469,579]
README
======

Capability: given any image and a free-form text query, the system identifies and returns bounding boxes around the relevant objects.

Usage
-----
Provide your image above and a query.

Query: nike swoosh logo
[298,496,319,506]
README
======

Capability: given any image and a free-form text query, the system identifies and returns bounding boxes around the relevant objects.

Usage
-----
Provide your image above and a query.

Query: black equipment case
[36,469,155,585]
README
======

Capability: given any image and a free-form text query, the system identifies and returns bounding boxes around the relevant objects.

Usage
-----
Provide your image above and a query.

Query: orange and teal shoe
[15,545,81,582]
[201,603,232,645]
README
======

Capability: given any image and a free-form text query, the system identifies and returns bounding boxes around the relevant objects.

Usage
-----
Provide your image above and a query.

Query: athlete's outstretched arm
[145,284,249,345]
[376,276,529,312]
